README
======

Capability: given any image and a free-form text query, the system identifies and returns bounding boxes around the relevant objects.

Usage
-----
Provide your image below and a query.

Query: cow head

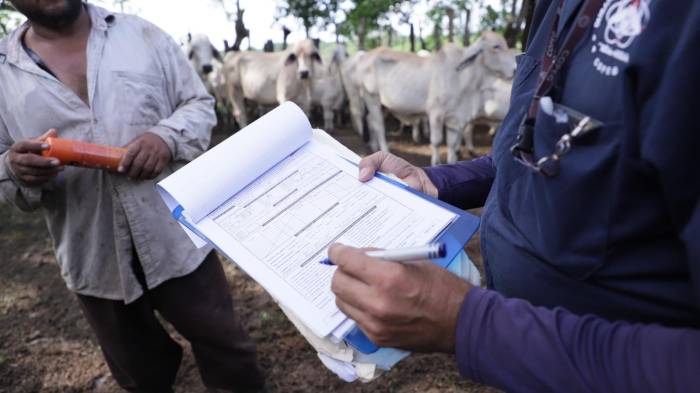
[284,39,322,80]
[185,33,222,77]
[455,32,516,80]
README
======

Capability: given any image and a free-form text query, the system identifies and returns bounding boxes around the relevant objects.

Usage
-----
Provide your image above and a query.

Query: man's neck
[27,5,91,43]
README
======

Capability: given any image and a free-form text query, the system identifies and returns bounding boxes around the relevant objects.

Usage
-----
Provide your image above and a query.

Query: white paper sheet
[157,103,457,337]
[157,102,312,223]
[194,139,456,336]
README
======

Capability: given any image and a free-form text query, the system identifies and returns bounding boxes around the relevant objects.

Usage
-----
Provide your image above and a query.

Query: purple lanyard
[526,0,605,120]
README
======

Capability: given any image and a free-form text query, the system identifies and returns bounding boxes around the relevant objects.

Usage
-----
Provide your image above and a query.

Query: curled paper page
[158,102,312,223]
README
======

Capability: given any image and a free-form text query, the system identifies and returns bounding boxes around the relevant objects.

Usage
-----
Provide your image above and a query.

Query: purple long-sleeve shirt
[422,0,700,391]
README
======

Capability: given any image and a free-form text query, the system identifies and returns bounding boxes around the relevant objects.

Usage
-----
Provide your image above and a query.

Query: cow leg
[365,95,388,152]
[429,113,444,166]
[463,123,476,157]
[232,94,248,128]
[323,105,335,133]
[349,104,364,137]
[446,126,463,164]
[229,86,248,129]
[412,122,421,144]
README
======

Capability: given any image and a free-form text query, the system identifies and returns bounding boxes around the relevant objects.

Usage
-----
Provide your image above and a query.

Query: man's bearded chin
[13,0,84,30]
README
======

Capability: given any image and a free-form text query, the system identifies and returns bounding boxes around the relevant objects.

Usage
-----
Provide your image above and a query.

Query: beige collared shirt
[0,4,215,303]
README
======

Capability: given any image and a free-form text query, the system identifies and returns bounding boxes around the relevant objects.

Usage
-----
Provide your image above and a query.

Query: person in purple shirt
[329,0,700,391]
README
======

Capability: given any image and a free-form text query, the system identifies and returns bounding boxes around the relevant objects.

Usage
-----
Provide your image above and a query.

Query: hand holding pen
[320,243,446,266]
[327,242,470,353]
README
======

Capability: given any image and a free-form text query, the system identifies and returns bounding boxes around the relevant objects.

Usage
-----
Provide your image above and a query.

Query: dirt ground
[0,121,499,393]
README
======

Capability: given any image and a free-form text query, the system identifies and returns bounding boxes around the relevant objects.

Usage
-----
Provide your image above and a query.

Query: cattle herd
[183,33,517,165]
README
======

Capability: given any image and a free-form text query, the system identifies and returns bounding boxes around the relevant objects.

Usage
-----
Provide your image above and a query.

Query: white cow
[357,32,516,164]
[223,39,323,127]
[462,77,512,155]
[340,51,367,139]
[311,45,348,132]
[183,33,221,80]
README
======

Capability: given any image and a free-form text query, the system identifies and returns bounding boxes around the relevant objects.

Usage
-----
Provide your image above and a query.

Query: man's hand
[358,152,438,198]
[8,129,63,186]
[119,132,171,180]
[329,243,471,353]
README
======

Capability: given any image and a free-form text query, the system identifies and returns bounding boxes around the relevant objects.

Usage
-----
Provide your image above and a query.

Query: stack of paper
[157,102,467,356]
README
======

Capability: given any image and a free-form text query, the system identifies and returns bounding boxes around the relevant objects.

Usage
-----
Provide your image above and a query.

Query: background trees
[0,1,22,38]
[0,0,535,52]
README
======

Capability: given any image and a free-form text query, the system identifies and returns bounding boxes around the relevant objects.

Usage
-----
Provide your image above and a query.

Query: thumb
[358,152,387,182]
[37,128,57,141]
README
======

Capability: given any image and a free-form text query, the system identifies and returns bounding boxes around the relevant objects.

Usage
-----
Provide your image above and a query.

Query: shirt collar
[4,2,116,64]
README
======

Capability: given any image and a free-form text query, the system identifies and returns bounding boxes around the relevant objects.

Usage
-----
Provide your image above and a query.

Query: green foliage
[0,5,23,38]
[479,0,519,34]
[340,0,401,43]
[278,0,339,37]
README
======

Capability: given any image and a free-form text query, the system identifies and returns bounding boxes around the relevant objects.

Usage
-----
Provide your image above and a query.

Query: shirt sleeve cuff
[424,165,449,199]
[148,125,178,159]
[1,151,43,209]
[455,286,493,382]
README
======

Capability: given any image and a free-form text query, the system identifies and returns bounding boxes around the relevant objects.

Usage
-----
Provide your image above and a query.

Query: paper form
[197,139,456,336]
[158,102,458,337]
[158,102,312,223]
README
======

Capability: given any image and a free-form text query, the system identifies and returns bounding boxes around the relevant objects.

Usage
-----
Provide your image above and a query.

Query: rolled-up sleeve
[423,155,496,210]
[0,118,42,212]
[149,30,215,163]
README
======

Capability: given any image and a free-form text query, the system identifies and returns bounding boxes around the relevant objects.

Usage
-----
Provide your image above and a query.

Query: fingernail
[118,166,124,172]
[359,167,372,180]
[51,159,60,166]
[41,143,49,149]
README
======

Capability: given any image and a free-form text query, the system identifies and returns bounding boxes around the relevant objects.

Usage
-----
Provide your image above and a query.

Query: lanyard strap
[527,0,605,119]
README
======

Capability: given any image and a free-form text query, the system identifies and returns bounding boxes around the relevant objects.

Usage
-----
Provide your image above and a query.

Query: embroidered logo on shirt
[590,0,651,77]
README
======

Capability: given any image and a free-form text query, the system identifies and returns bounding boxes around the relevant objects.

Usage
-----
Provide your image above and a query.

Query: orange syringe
[41,137,127,172]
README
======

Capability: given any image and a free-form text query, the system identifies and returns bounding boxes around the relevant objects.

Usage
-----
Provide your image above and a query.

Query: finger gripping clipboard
[342,169,481,354]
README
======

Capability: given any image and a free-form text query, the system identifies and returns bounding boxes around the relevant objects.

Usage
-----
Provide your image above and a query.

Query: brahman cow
[183,33,221,80]
[222,39,322,127]
[340,51,367,139]
[357,32,516,164]
[462,76,513,155]
[311,45,348,132]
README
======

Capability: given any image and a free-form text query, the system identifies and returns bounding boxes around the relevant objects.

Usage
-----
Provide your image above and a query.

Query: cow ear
[212,45,222,61]
[456,48,481,71]
[285,53,297,66]
[312,52,322,64]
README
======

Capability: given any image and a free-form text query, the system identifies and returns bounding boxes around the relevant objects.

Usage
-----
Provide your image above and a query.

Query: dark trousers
[76,252,264,393]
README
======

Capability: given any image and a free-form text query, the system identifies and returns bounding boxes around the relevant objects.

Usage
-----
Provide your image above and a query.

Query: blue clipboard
[172,162,481,355]
[341,169,481,354]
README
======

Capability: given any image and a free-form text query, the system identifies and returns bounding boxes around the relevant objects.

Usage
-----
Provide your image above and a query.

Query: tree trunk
[409,23,416,52]
[462,8,471,46]
[446,7,455,43]
[504,0,523,47]
[419,25,427,50]
[520,0,536,49]
[433,20,442,51]
[232,1,248,51]
[282,26,291,50]
[387,26,393,47]
[358,16,367,50]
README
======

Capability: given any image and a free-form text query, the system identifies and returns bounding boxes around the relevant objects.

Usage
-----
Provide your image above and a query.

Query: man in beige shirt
[0,1,264,392]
